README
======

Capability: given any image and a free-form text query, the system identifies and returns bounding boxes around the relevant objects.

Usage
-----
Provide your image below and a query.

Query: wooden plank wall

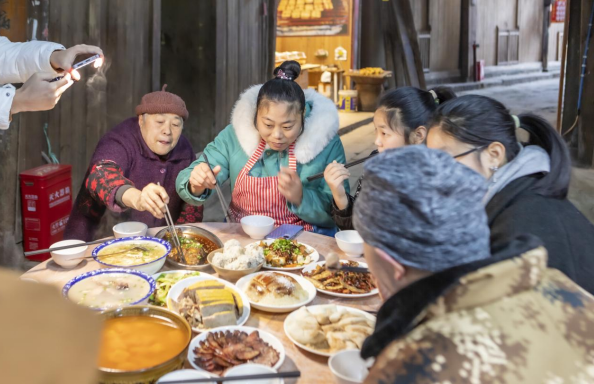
[411,0,461,72]
[0,0,24,271]
[428,0,461,72]
[562,0,582,150]
[0,0,156,269]
[161,0,217,153]
[412,0,429,32]
[518,0,544,63]
[473,0,545,67]
[476,0,518,66]
[215,0,277,136]
[548,22,565,62]
[359,0,425,88]
[3,0,52,269]
[275,0,353,69]
[567,0,594,165]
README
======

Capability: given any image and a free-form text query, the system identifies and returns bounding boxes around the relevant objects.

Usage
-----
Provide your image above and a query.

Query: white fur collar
[230,85,339,164]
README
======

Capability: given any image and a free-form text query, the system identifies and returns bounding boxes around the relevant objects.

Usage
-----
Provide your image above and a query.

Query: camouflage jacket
[362,235,594,384]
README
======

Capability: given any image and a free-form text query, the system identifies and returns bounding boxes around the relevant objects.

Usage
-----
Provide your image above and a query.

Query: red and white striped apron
[228,140,314,231]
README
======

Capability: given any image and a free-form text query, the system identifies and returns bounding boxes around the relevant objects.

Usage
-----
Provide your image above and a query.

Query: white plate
[151,269,208,281]
[166,275,251,332]
[235,271,317,313]
[187,325,286,377]
[249,239,319,271]
[283,304,377,357]
[157,369,215,383]
[301,261,379,298]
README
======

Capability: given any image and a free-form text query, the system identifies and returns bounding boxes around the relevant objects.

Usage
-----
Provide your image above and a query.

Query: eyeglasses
[453,145,486,159]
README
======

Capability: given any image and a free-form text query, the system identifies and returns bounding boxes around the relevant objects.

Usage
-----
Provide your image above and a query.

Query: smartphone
[266,224,304,240]
[72,53,101,70]
[50,54,102,82]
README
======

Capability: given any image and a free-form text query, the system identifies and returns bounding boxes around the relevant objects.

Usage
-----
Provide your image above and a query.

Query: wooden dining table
[21,223,381,384]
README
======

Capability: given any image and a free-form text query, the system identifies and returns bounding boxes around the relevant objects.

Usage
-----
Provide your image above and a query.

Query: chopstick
[158,182,187,264]
[330,265,370,273]
[306,151,379,182]
[24,237,114,257]
[202,153,233,223]
[158,371,301,384]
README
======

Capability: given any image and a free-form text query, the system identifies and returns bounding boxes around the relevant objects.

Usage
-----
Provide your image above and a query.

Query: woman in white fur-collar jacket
[176,61,347,233]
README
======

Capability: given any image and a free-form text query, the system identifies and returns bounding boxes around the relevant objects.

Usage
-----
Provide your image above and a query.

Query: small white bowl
[241,215,275,239]
[335,230,364,258]
[113,221,148,238]
[328,350,370,384]
[158,369,215,383]
[50,240,88,269]
[224,364,284,384]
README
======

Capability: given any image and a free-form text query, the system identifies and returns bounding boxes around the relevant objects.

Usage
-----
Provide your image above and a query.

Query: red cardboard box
[20,164,72,261]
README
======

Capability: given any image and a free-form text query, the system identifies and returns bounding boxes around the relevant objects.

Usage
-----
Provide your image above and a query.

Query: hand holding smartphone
[50,54,102,82]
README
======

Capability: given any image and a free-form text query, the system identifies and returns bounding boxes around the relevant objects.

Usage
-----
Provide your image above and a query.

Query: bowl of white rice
[207,239,265,282]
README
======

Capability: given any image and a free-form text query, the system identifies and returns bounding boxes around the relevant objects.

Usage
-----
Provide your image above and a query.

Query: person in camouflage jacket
[353,146,594,384]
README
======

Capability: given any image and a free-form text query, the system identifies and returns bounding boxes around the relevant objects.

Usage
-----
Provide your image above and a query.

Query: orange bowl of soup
[98,305,192,384]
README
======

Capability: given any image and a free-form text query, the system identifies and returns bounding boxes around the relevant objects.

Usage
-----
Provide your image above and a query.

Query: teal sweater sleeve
[288,135,349,228]
[176,126,234,206]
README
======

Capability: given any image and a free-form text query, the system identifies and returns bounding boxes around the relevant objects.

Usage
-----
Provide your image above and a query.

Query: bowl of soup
[92,236,170,275]
[62,268,155,311]
[155,225,223,271]
[98,305,192,384]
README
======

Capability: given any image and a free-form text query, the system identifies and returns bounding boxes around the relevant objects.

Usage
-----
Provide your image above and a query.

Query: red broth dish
[163,232,219,266]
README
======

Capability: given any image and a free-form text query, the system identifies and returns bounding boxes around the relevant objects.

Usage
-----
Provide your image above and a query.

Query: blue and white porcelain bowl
[92,236,171,275]
[62,268,156,311]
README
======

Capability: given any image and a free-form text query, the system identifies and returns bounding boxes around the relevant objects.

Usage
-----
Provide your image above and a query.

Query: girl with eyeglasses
[426,94,594,294]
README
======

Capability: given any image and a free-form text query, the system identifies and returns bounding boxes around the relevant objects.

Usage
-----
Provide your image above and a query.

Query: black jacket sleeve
[331,176,365,231]
[487,177,594,295]
[332,194,355,231]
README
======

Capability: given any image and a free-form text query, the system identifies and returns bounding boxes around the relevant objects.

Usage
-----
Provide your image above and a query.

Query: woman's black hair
[256,60,306,129]
[377,86,456,143]
[428,94,571,198]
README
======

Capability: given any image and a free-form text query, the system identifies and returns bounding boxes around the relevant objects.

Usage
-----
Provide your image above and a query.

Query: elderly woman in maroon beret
[65,85,202,241]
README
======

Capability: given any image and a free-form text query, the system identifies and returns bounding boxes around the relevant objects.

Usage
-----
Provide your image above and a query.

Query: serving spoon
[325,252,369,273]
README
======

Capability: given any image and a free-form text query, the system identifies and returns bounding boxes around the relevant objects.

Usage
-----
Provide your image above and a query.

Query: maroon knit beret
[135,84,189,120]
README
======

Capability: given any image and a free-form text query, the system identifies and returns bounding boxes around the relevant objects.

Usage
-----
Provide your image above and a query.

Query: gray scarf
[483,145,551,204]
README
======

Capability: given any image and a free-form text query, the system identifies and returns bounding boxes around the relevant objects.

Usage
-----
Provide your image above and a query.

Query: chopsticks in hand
[158,371,301,384]
[306,150,379,182]
[158,182,187,264]
[202,153,233,223]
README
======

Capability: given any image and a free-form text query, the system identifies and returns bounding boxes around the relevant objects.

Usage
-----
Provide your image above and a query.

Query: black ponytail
[378,86,456,143]
[429,95,570,199]
[518,113,570,198]
[256,60,306,128]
